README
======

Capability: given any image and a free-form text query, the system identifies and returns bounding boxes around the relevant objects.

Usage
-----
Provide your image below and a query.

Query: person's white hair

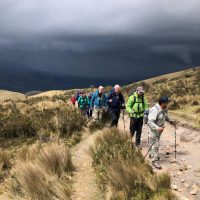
[114,84,120,90]
[99,86,104,90]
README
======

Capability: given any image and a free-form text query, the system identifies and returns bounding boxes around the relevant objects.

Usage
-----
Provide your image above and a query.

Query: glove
[170,120,177,125]
[120,104,126,109]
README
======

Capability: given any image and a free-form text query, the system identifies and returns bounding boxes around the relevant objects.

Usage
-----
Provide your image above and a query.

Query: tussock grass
[37,143,74,177]
[1,142,73,200]
[91,128,177,199]
[16,163,71,200]
[16,143,41,161]
[0,150,12,170]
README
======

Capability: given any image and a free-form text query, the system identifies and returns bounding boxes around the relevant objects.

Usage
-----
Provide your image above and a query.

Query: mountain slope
[0,60,126,92]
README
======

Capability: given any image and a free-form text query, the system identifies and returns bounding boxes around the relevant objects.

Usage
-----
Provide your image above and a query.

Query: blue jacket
[106,90,125,111]
[90,90,107,109]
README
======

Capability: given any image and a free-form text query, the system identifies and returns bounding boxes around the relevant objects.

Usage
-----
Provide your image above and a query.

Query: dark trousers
[110,110,120,127]
[130,117,143,146]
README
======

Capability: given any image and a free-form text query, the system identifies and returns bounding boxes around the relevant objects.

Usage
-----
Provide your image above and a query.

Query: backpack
[130,93,145,110]
[144,104,160,124]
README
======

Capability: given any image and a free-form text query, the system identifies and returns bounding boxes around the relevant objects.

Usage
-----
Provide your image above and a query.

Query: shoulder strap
[141,96,145,109]
[131,95,136,108]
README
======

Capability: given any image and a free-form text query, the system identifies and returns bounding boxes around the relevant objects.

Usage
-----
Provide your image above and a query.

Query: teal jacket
[78,96,89,110]
[126,92,148,118]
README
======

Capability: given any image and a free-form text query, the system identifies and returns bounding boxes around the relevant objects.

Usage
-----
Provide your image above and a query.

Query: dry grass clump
[91,128,177,199]
[16,143,42,161]
[1,142,73,200]
[0,149,12,170]
[16,163,71,200]
[0,149,12,184]
[37,143,74,177]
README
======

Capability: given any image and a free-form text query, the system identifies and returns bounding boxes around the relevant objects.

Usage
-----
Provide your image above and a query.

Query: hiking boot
[149,155,160,160]
[152,161,162,170]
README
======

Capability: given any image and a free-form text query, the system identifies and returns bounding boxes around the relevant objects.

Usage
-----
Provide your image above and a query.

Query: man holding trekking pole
[126,86,148,149]
[148,97,176,169]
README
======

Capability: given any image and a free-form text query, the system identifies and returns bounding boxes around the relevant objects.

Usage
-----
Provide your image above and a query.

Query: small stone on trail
[190,188,197,195]
[189,183,199,195]
[170,158,177,163]
[172,184,178,191]
[181,179,185,183]
[187,165,192,169]
[181,197,190,200]
[179,164,188,171]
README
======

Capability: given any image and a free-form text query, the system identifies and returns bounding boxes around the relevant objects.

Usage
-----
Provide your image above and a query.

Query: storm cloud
[0,0,200,80]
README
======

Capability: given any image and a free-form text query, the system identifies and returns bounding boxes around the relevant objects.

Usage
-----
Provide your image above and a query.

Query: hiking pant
[149,130,161,162]
[92,107,103,121]
[130,117,143,146]
[80,108,87,117]
[110,110,120,127]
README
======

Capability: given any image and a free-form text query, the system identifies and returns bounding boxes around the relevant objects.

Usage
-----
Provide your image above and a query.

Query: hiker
[148,97,176,169]
[90,86,107,122]
[126,86,148,149]
[106,85,125,127]
[75,90,81,101]
[87,92,93,118]
[70,95,76,106]
[77,92,89,116]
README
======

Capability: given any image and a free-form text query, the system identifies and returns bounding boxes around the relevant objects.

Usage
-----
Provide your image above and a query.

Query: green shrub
[0,113,36,138]
[57,108,87,137]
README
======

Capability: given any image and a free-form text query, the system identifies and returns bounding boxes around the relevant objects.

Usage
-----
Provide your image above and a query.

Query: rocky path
[118,115,200,200]
[71,113,200,200]
[71,131,103,200]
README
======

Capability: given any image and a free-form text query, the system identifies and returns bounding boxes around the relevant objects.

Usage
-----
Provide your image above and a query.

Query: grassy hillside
[0,90,26,102]
[0,66,199,199]
[0,95,87,199]
[123,66,200,129]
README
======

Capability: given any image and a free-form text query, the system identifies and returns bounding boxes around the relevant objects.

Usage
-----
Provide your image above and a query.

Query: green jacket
[78,96,89,110]
[126,92,148,118]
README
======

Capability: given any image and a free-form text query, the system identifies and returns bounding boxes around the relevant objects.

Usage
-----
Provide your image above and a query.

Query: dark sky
[0,0,200,81]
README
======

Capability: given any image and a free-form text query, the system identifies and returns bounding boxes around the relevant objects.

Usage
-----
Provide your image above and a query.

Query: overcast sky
[0,0,200,80]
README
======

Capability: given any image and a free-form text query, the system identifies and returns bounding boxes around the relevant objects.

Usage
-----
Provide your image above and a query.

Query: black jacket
[106,90,125,111]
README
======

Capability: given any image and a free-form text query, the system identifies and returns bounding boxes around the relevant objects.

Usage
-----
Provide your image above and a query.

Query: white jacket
[148,103,170,132]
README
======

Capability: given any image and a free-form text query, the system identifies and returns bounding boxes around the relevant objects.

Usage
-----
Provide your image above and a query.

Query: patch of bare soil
[71,131,104,200]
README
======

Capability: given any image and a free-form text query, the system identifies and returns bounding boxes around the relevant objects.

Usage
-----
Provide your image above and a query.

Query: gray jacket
[148,103,170,132]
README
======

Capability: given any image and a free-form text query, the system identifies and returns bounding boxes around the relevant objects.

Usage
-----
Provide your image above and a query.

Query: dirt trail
[71,131,103,200]
[118,115,200,200]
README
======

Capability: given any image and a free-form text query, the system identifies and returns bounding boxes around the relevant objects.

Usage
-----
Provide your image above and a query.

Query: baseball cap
[136,86,144,93]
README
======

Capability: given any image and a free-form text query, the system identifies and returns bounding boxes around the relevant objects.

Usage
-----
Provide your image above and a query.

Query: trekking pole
[122,109,126,133]
[174,124,177,159]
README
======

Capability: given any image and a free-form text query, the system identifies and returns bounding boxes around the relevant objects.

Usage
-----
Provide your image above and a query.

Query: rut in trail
[71,131,103,200]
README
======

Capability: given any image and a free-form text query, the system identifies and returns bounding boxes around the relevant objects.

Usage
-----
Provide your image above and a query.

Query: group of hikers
[70,85,176,169]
